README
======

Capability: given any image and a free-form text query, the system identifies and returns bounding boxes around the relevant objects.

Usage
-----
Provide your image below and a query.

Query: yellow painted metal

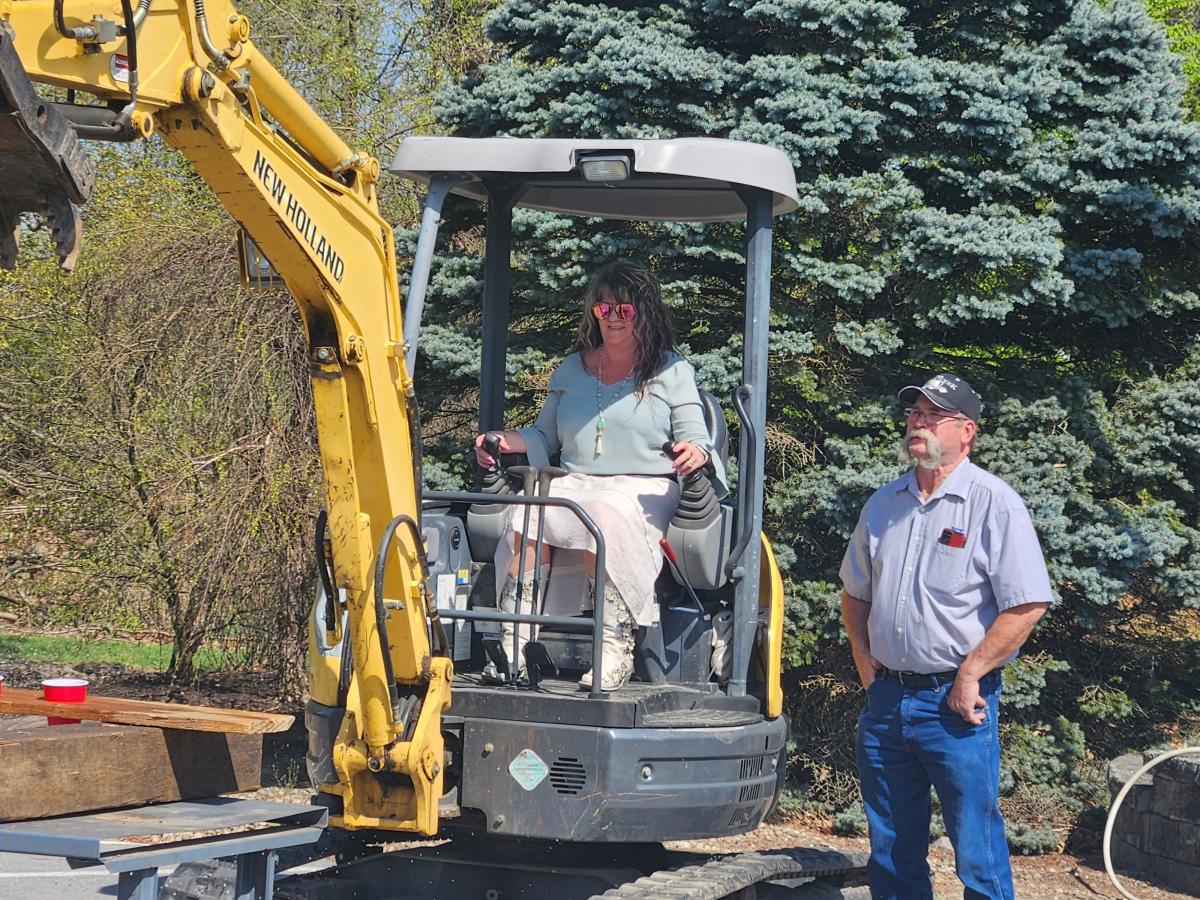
[307,615,342,709]
[3,0,370,197]
[246,51,374,185]
[7,0,206,107]
[758,534,785,719]
[3,0,445,835]
[332,657,452,833]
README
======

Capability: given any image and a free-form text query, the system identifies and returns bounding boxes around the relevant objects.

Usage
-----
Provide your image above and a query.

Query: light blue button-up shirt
[839,458,1052,673]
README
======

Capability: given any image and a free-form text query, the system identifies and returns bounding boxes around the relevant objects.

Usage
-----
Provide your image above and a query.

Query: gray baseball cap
[899,373,982,421]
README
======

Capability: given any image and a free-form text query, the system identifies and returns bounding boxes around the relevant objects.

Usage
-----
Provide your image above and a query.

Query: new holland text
[252,151,346,282]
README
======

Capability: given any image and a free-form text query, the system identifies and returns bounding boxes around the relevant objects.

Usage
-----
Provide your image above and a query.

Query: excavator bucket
[0,27,94,271]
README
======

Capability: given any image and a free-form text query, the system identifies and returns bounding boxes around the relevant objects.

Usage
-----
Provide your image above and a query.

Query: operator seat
[664,388,734,591]
[697,389,729,470]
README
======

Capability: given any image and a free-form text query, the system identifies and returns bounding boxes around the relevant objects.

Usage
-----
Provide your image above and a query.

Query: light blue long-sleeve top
[516,350,727,492]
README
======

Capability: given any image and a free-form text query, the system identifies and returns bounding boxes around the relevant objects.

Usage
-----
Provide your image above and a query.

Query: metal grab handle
[423,491,609,698]
[531,467,568,628]
[508,466,539,675]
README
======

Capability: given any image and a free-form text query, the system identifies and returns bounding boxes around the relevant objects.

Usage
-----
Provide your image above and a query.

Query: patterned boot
[482,565,549,683]
[579,580,635,692]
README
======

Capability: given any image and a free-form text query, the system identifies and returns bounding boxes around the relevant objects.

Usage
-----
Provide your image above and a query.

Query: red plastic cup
[43,678,88,725]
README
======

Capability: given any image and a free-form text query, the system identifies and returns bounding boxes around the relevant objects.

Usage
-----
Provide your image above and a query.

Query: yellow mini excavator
[1,1,866,895]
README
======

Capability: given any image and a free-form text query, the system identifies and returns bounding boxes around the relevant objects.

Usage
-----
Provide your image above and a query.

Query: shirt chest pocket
[924,543,967,594]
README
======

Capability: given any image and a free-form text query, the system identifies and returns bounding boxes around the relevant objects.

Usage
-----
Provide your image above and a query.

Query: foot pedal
[481,637,512,684]
[522,641,558,688]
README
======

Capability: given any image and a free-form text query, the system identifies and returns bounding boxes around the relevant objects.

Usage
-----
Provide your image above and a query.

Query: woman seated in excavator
[473,260,725,691]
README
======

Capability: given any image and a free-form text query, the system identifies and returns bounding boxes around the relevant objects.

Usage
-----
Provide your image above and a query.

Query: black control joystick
[476,430,511,495]
[483,431,503,471]
[663,440,705,488]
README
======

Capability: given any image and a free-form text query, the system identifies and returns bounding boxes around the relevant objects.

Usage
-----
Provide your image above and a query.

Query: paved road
[0,854,343,899]
[0,850,167,898]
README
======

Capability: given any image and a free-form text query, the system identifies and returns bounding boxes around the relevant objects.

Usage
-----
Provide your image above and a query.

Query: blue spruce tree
[418,0,1200,838]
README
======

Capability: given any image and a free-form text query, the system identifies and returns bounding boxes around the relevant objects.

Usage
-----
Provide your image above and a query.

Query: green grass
[0,634,240,670]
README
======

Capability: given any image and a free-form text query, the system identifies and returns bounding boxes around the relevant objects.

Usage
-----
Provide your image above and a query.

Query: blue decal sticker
[509,748,549,792]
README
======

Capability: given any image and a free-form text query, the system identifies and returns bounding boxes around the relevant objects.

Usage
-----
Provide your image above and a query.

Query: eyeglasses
[592,301,637,321]
[904,407,966,426]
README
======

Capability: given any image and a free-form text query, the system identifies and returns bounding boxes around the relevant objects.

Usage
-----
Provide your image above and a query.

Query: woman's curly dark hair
[573,260,678,392]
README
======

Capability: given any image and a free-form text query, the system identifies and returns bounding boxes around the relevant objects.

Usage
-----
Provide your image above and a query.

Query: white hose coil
[1103,746,1200,900]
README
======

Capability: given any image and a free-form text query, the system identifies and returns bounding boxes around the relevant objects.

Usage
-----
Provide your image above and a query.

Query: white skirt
[494,472,680,627]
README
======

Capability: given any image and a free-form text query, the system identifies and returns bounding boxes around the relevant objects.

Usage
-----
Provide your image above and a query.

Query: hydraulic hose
[54,0,96,41]
[314,511,336,633]
[313,511,353,706]
[54,0,152,37]
[371,516,408,717]
[52,0,140,140]
[1104,745,1200,899]
[373,514,449,682]
[336,630,353,708]
[193,0,231,69]
[111,0,140,135]
[133,0,152,30]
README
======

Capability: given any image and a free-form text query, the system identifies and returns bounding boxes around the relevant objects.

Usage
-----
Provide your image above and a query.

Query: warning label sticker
[508,749,549,792]
[110,54,130,84]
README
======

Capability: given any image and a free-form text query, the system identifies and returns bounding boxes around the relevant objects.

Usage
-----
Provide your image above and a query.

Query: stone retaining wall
[1107,751,1200,896]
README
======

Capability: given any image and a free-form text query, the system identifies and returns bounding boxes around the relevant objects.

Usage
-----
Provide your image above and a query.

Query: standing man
[839,373,1052,900]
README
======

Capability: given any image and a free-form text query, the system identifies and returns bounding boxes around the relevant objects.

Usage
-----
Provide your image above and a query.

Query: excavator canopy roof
[389,137,799,222]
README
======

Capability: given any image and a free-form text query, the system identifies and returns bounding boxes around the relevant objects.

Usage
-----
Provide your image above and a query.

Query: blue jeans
[856,669,1012,900]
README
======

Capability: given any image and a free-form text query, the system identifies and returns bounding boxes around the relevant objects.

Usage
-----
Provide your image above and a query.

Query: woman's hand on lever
[671,441,710,477]
[474,429,527,468]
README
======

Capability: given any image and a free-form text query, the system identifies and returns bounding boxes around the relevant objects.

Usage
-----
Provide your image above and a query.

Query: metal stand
[0,797,326,900]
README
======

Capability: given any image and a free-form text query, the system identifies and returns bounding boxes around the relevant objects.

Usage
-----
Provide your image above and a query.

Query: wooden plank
[0,722,263,822]
[0,688,293,734]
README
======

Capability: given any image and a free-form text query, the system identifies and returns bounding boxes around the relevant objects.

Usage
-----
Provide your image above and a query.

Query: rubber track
[590,847,867,899]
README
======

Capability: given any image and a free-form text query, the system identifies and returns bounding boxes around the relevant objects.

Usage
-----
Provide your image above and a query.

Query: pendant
[595,415,605,456]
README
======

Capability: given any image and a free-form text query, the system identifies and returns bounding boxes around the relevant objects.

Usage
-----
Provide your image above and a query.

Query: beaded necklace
[594,350,634,457]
